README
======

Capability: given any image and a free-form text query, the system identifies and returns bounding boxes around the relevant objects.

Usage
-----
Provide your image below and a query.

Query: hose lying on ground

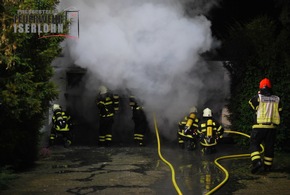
[153,114,183,195]
[205,130,265,195]
[153,114,262,195]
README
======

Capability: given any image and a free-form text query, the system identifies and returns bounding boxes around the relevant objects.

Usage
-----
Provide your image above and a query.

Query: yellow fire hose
[205,130,265,195]
[153,113,264,195]
[153,114,183,195]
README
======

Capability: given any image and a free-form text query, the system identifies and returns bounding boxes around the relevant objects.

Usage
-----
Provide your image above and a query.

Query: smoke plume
[58,0,228,140]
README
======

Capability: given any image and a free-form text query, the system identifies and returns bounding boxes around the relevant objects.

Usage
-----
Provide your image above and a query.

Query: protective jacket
[178,113,199,149]
[96,92,116,118]
[249,92,282,129]
[52,110,71,131]
[50,109,72,147]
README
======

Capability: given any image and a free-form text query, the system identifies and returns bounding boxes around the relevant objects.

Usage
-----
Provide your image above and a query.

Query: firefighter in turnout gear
[129,95,148,146]
[96,85,119,147]
[198,108,224,154]
[249,78,282,174]
[50,104,73,148]
[177,106,199,150]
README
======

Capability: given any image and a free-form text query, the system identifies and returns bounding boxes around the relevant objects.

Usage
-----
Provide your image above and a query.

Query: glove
[216,134,223,142]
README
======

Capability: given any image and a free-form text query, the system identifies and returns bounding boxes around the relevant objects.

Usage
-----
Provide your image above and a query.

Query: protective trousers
[98,116,114,146]
[134,120,147,146]
[50,129,72,147]
[250,128,276,169]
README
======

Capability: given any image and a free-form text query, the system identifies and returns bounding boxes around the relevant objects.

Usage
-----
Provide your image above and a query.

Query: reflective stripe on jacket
[249,93,282,128]
[96,93,115,117]
[257,94,280,125]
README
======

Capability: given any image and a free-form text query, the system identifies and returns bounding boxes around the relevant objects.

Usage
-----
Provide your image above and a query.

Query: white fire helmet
[53,104,61,111]
[99,85,108,95]
[189,106,197,113]
[203,108,212,117]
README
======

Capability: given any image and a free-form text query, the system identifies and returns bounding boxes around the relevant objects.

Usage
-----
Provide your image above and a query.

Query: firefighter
[249,78,282,174]
[129,95,148,146]
[197,108,224,154]
[177,106,199,150]
[96,85,118,147]
[50,104,73,148]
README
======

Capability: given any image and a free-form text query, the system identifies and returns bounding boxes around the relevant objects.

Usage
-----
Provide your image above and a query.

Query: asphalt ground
[2,140,290,195]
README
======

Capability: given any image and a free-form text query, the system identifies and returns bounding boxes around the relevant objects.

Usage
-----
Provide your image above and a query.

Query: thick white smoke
[58,0,228,140]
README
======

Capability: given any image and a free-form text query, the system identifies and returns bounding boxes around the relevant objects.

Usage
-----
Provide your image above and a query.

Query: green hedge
[224,12,290,151]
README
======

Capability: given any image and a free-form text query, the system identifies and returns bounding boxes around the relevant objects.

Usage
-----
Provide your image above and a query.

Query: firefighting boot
[134,139,139,146]
[264,164,272,172]
[49,134,56,146]
[64,140,72,148]
[251,159,262,174]
[98,141,105,147]
[202,147,210,154]
[210,146,216,154]
[186,141,195,151]
[105,141,111,147]
[49,139,55,147]
[180,143,185,149]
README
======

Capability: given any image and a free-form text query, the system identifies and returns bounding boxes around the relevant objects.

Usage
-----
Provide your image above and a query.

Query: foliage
[0,166,16,191]
[0,0,65,167]
[224,3,290,151]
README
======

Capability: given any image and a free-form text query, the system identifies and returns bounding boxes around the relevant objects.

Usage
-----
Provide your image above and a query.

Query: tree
[224,2,290,150]
[0,0,65,168]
